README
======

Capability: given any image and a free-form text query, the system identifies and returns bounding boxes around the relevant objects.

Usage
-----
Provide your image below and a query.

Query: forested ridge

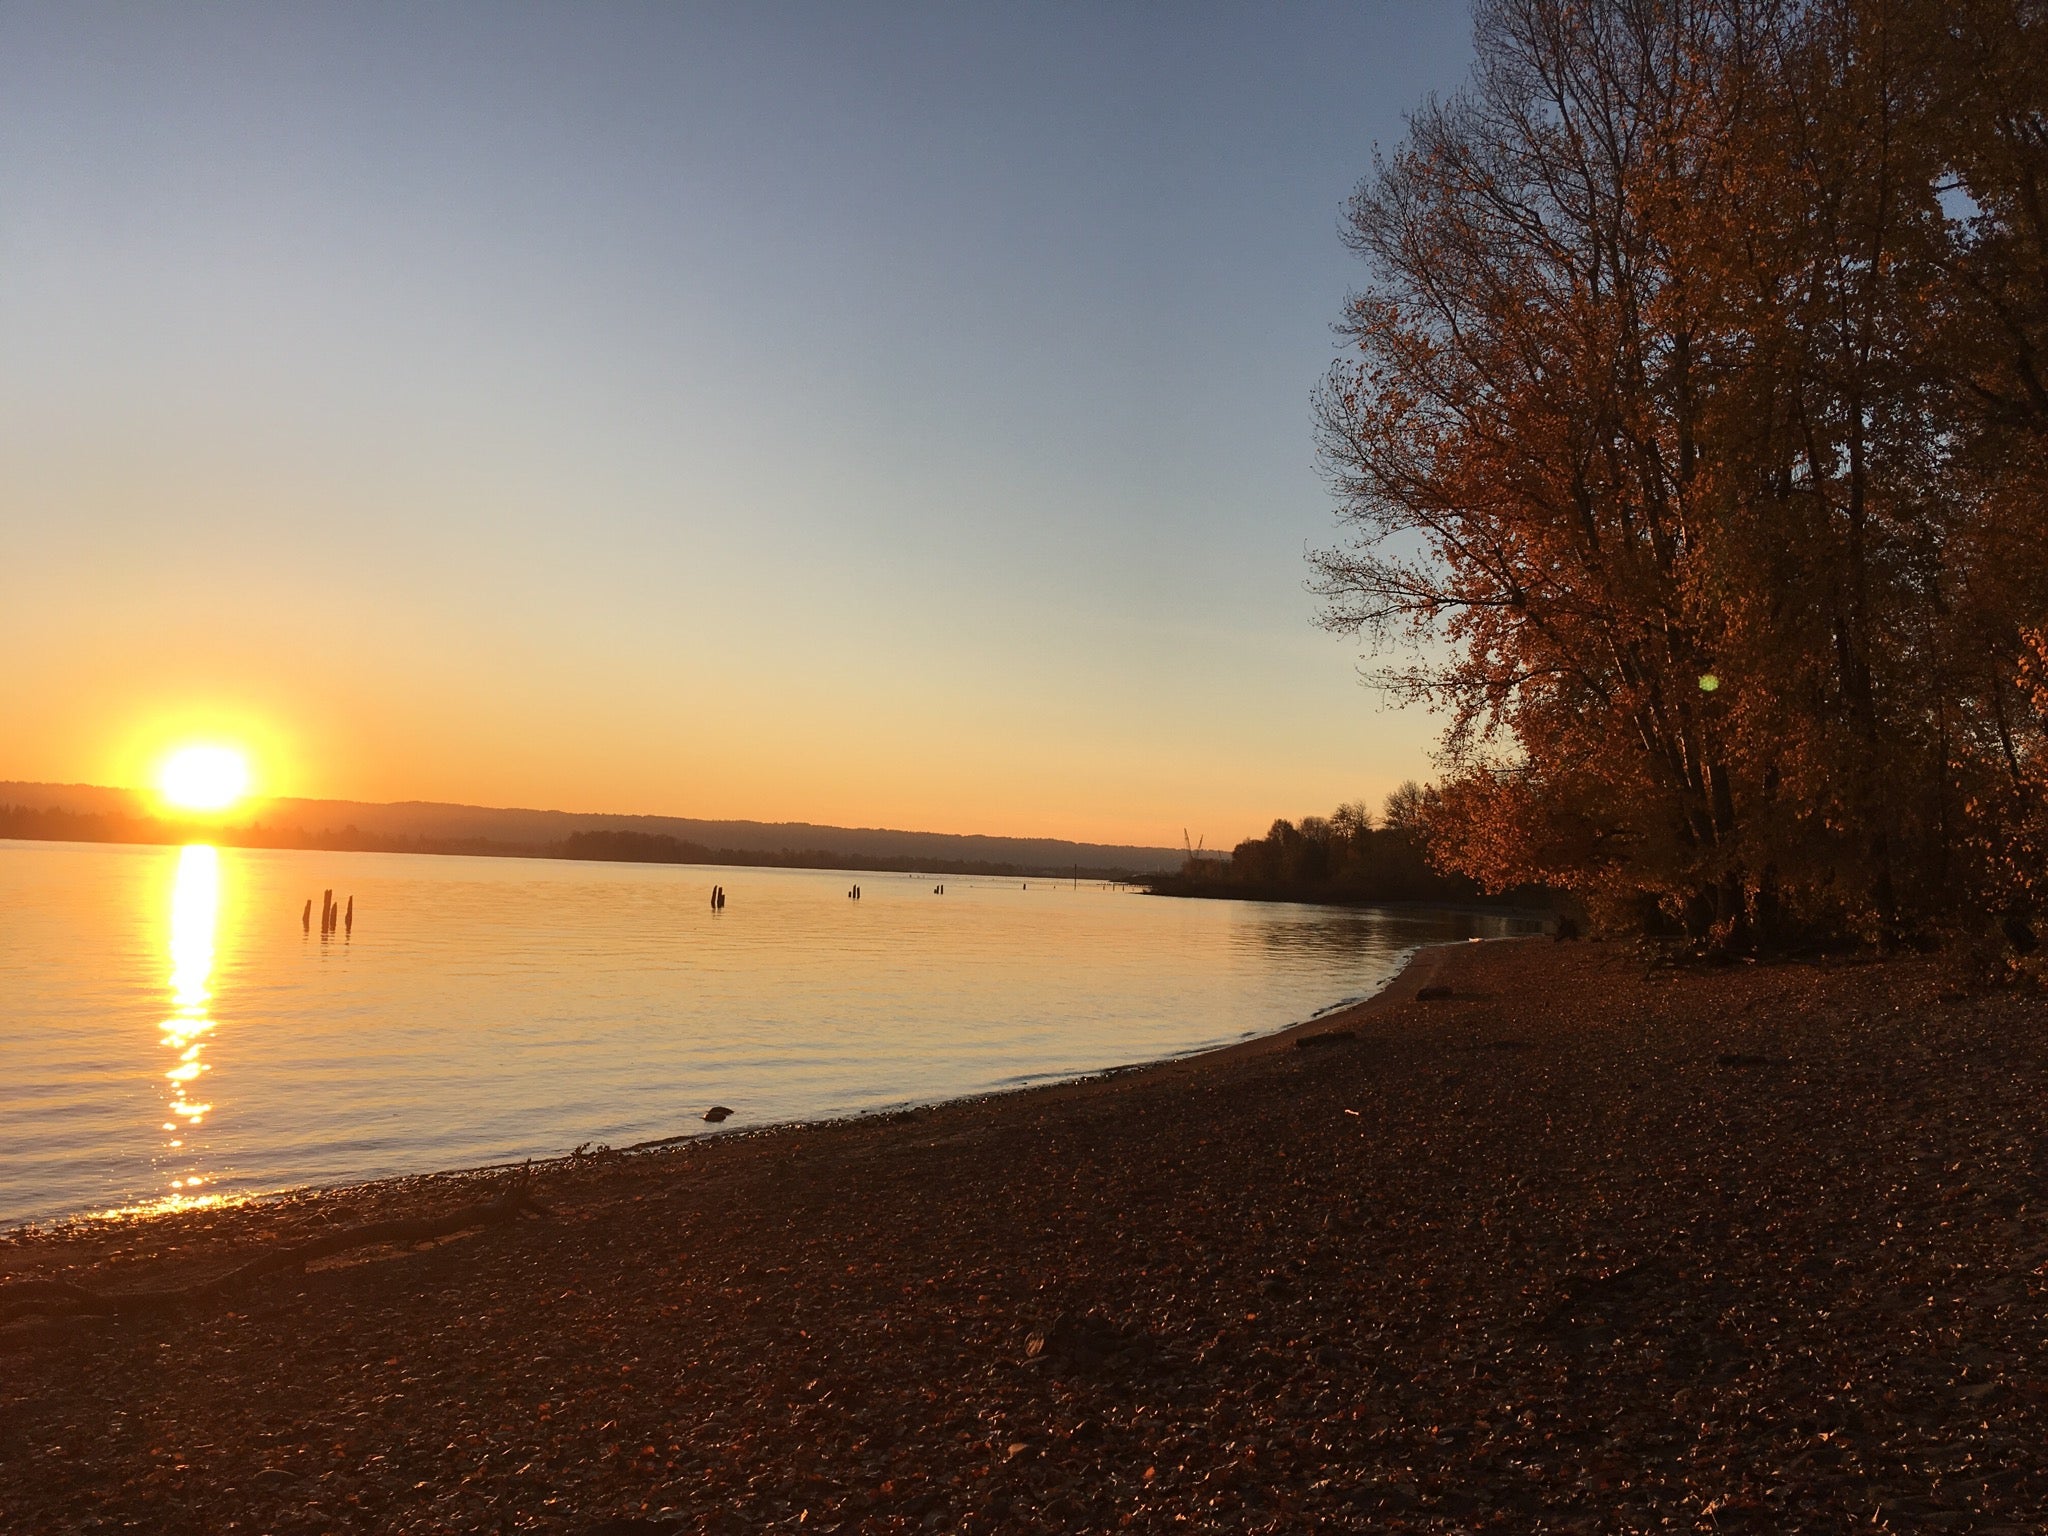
[1313,0,2048,952]
[0,805,1155,881]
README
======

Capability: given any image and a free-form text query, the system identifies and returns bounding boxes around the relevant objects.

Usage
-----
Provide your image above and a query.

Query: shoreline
[8,938,2047,1532]
[2,939,1460,1240]
[617,941,1463,1157]
[1141,885,1561,923]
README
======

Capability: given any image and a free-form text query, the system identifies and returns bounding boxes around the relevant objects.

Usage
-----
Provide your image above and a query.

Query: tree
[1381,782,1430,835]
[1333,799,1375,835]
[1314,0,2048,945]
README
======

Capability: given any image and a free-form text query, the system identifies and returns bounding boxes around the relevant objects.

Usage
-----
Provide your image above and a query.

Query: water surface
[1,840,1535,1225]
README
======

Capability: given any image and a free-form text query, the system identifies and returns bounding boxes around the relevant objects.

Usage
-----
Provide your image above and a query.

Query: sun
[159,745,253,814]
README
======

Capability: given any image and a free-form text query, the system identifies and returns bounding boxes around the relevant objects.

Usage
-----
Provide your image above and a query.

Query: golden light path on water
[0,842,1543,1227]
[151,844,225,1215]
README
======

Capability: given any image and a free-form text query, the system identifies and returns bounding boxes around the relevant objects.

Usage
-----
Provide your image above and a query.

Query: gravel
[5,937,2047,1533]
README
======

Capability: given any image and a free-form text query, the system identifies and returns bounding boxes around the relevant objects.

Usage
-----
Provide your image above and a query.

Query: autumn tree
[1314,0,2048,946]
[1917,0,2048,937]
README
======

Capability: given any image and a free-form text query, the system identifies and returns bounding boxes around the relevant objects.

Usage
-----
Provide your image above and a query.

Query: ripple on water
[0,840,1537,1225]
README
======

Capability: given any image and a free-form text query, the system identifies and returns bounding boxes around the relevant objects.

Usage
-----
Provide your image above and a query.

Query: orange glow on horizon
[13,674,1418,851]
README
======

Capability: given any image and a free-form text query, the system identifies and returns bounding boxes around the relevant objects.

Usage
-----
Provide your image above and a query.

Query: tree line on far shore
[1148,784,1544,909]
[1314,0,2048,951]
[555,829,1139,881]
[0,805,1154,882]
[0,803,517,860]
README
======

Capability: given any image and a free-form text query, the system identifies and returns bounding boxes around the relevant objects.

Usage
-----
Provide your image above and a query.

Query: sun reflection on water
[154,845,225,1213]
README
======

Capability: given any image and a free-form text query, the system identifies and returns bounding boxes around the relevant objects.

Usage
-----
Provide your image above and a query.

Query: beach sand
[5,937,2047,1533]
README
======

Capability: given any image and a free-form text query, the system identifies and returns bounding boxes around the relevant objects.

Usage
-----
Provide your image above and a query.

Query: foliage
[1313,0,2048,946]
[1152,784,1541,908]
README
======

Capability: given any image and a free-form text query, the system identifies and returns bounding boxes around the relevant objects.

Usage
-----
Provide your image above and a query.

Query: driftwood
[0,1177,548,1328]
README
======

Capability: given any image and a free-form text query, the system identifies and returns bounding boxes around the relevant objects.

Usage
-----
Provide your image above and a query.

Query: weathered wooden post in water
[301,898,312,933]
[344,896,353,937]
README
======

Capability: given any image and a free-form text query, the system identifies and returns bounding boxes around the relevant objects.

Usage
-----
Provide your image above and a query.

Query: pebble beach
[6,937,2048,1533]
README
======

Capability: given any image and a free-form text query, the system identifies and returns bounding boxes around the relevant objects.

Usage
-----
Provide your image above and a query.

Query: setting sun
[158,746,252,813]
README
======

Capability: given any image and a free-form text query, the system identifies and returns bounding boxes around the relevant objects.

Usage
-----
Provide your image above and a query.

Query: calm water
[0,839,1535,1226]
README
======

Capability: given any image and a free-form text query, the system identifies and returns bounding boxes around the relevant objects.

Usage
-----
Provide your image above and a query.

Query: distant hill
[0,782,1183,877]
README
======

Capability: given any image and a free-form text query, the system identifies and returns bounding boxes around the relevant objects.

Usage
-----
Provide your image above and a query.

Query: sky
[0,2,1477,849]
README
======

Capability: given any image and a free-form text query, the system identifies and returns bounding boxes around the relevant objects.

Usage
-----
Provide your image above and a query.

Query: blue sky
[0,2,1476,845]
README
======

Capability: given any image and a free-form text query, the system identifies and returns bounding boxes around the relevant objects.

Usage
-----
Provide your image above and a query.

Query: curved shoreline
[625,940,1460,1154]
[9,938,2048,1532]
[5,846,1519,1234]
[3,935,1468,1262]
[5,940,1464,1238]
